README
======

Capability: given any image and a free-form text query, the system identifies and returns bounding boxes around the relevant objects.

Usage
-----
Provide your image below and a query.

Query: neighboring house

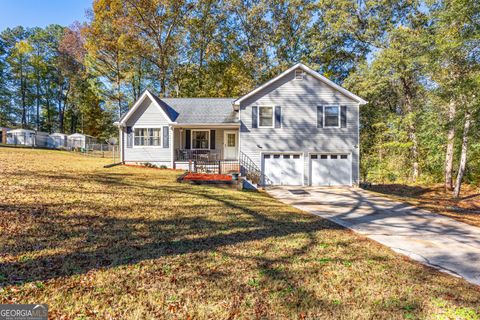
[67,133,96,149]
[115,63,367,186]
[6,129,49,147]
[48,133,68,149]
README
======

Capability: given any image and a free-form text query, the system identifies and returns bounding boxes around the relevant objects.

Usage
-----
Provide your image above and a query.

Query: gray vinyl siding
[123,97,173,166]
[239,68,360,185]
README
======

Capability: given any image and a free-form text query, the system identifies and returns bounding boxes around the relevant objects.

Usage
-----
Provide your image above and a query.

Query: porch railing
[175,149,224,161]
[192,160,240,174]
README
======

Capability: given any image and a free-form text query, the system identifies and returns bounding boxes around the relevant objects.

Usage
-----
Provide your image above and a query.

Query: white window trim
[323,105,341,128]
[191,129,210,150]
[257,105,275,128]
[132,126,163,148]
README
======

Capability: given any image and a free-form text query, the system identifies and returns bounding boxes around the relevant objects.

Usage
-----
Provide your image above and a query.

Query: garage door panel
[310,154,351,186]
[262,154,303,186]
[311,158,329,186]
[263,158,282,185]
[328,158,350,185]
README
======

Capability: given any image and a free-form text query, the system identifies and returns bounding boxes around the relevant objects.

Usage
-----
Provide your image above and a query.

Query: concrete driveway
[267,186,480,286]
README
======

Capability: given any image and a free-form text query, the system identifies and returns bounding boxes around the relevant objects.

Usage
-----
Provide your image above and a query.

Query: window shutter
[210,130,216,149]
[185,129,191,149]
[317,106,323,128]
[252,106,258,128]
[126,126,133,148]
[341,106,347,128]
[275,106,282,128]
[163,126,169,148]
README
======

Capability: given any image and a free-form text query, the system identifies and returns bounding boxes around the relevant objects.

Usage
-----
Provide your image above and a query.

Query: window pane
[134,128,146,146]
[227,134,235,147]
[149,128,161,146]
[259,107,273,127]
[324,106,339,127]
[134,128,162,146]
[192,131,209,149]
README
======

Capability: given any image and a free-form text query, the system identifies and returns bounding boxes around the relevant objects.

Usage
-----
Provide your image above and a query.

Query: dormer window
[295,69,304,80]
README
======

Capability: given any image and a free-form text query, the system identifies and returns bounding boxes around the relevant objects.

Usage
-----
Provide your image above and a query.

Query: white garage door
[262,153,303,186]
[310,154,351,186]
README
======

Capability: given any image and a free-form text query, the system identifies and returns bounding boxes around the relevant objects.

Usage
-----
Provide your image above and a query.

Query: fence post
[218,160,221,174]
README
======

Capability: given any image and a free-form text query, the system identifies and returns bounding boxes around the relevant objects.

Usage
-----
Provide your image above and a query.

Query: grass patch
[0,147,479,319]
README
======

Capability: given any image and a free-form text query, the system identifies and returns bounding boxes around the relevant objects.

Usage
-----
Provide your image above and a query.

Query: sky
[0,0,92,30]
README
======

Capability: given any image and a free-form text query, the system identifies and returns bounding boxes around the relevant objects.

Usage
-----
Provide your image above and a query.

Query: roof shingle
[160,98,238,124]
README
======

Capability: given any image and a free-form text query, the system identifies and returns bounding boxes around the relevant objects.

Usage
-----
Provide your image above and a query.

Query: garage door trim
[308,152,352,186]
[261,151,305,186]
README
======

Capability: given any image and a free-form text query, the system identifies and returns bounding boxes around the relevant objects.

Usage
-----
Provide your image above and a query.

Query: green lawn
[0,148,479,319]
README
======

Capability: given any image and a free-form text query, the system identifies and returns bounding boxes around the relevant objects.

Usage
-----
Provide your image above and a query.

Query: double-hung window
[191,130,209,149]
[324,106,340,128]
[134,128,161,146]
[258,106,274,128]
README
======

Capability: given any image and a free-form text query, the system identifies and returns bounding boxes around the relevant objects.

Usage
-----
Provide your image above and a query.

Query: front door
[223,131,238,160]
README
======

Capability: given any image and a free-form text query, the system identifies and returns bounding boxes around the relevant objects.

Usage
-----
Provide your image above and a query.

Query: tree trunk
[444,100,456,191]
[116,58,122,119]
[453,111,471,198]
[404,91,419,181]
[46,98,51,133]
[20,63,27,128]
[58,97,64,133]
[36,73,40,131]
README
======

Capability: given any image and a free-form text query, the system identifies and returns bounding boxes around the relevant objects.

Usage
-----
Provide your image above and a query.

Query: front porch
[172,126,240,173]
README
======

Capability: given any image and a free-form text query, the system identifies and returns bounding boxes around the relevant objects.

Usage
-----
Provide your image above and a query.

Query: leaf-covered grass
[0,148,479,319]
[368,184,480,228]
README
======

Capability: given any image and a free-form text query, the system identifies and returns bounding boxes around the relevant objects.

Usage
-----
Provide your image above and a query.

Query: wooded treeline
[0,0,478,194]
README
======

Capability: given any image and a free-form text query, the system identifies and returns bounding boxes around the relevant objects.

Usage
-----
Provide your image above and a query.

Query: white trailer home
[67,133,96,149]
[35,131,49,147]
[6,129,49,147]
[48,133,68,149]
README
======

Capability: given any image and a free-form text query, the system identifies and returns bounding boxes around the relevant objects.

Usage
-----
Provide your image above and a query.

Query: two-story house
[115,63,367,186]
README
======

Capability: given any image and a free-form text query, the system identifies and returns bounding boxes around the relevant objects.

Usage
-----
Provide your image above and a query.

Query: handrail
[239,151,272,186]
[180,150,271,186]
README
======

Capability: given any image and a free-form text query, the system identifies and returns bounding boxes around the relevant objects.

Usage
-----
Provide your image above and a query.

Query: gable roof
[233,63,367,106]
[117,90,238,126]
[161,98,238,124]
[117,90,176,126]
